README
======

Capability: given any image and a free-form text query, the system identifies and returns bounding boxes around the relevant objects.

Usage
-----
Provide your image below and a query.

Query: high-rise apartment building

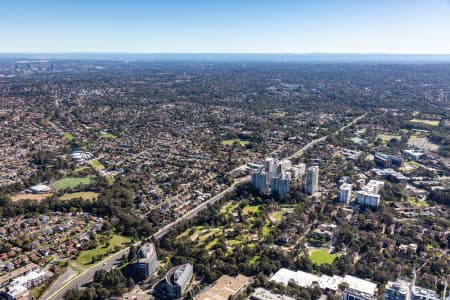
[305,166,319,195]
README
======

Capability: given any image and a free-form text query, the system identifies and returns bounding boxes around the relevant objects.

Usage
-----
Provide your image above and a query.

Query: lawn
[406,197,429,208]
[205,238,219,250]
[75,235,132,266]
[89,159,105,170]
[410,119,440,126]
[54,177,91,190]
[309,249,338,265]
[220,201,239,217]
[60,192,99,201]
[269,211,283,222]
[100,132,117,139]
[249,255,260,266]
[62,133,74,141]
[241,204,261,216]
[221,138,250,146]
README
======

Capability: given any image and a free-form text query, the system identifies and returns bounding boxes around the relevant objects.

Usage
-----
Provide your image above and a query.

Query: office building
[250,288,296,300]
[343,288,376,300]
[374,153,403,168]
[135,243,158,280]
[195,274,250,300]
[153,264,194,299]
[384,278,440,300]
[305,166,319,195]
[385,279,410,300]
[339,183,353,204]
[410,286,440,300]
[402,149,425,161]
[270,269,376,299]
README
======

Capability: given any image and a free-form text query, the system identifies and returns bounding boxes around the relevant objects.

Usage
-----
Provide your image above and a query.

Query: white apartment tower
[339,183,353,204]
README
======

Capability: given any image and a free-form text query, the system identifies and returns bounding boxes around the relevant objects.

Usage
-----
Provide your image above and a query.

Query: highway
[45,113,365,300]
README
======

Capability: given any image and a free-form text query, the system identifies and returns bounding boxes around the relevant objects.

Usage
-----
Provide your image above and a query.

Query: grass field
[11,193,53,202]
[221,138,250,146]
[269,211,283,222]
[220,201,240,217]
[410,119,440,126]
[75,235,132,266]
[89,159,105,170]
[100,132,117,139]
[54,177,91,190]
[309,249,338,265]
[60,192,99,201]
[241,204,261,216]
[62,132,74,141]
[406,197,429,208]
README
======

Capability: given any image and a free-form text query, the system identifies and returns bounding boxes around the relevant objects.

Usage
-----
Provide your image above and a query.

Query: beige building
[195,274,250,300]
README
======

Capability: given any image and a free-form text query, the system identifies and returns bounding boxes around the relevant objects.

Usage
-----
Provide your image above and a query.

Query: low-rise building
[270,268,377,298]
[195,274,249,300]
[250,288,296,300]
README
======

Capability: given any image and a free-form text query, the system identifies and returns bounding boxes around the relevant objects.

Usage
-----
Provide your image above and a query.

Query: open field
[62,132,74,141]
[410,119,440,126]
[309,248,338,265]
[100,132,117,139]
[220,201,240,217]
[60,192,99,201]
[221,138,250,146]
[407,136,439,151]
[10,193,53,202]
[406,197,429,208]
[89,159,105,170]
[241,204,261,216]
[54,177,91,190]
[269,211,284,222]
[75,235,132,266]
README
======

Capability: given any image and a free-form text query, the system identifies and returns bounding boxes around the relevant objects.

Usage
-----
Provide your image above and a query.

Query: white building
[356,180,384,208]
[29,184,51,194]
[384,278,440,300]
[305,166,319,195]
[339,183,353,204]
[270,269,377,299]
[356,191,380,208]
[6,268,47,300]
[250,288,296,300]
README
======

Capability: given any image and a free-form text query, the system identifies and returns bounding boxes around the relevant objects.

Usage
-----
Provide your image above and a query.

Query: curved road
[45,113,366,300]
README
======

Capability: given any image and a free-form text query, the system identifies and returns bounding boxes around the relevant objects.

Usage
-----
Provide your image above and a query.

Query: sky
[1,0,450,54]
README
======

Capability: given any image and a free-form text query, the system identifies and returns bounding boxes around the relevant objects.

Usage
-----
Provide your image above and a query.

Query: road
[45,113,365,300]
[287,113,366,160]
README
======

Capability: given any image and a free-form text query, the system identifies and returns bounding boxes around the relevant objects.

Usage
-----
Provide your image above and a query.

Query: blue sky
[1,0,450,53]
